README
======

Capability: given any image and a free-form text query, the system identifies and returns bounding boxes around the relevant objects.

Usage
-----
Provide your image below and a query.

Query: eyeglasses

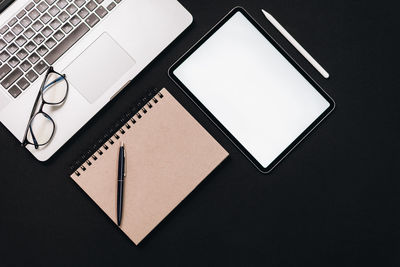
[22,67,69,149]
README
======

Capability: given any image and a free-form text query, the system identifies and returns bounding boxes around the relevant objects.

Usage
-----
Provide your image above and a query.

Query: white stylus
[261,9,330,79]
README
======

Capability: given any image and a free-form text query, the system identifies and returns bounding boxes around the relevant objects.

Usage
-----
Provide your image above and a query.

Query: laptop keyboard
[0,0,121,99]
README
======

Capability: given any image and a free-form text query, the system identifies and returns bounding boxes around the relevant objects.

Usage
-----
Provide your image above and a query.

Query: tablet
[169,7,335,173]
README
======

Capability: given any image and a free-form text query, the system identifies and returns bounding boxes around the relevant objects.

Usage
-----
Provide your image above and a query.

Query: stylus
[261,9,330,79]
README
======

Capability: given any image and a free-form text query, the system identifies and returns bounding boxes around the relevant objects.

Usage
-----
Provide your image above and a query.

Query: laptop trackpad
[64,33,136,103]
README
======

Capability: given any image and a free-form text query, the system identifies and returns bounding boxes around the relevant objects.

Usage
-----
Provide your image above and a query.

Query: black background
[1,0,399,266]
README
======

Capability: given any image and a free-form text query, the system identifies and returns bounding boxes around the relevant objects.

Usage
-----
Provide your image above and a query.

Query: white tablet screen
[173,11,331,170]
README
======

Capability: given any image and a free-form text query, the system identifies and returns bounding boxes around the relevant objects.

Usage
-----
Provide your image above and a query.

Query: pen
[117,142,126,226]
[261,9,330,79]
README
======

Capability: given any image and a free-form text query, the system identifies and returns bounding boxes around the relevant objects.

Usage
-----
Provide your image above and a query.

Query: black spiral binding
[70,88,164,176]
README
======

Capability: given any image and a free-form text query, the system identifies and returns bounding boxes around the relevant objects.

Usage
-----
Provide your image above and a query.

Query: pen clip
[123,146,127,178]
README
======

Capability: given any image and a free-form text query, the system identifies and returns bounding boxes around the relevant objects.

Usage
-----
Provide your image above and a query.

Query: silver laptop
[0,0,192,161]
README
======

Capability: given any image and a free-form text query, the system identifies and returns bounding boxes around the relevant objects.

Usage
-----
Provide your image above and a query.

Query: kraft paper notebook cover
[70,88,228,245]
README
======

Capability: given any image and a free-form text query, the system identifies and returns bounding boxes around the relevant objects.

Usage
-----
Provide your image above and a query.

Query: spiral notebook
[70,88,228,245]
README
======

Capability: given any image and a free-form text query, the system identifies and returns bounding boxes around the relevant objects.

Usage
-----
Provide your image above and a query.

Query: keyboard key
[61,23,73,34]
[48,6,60,16]
[4,32,16,43]
[24,28,36,39]
[66,4,78,14]
[70,15,81,26]
[34,60,48,74]
[17,77,30,90]
[56,0,68,9]
[37,45,49,56]
[0,39,6,50]
[28,53,40,64]
[8,85,22,98]
[11,24,24,35]
[95,0,103,3]
[7,44,18,54]
[37,1,49,13]
[45,0,57,4]
[15,36,28,47]
[95,6,107,18]
[16,49,29,60]
[1,68,23,89]
[86,1,97,11]
[45,23,89,65]
[50,18,61,29]
[26,70,39,82]
[58,11,70,22]
[25,2,35,11]
[40,13,52,24]
[25,41,37,52]
[8,56,20,68]
[53,30,65,41]
[85,13,99,27]
[32,20,44,32]
[17,10,27,19]
[45,37,56,49]
[77,7,89,19]
[33,33,45,45]
[20,60,33,71]
[107,2,115,11]
[34,0,41,3]
[8,18,18,27]
[0,64,11,80]
[74,0,85,7]
[0,51,10,62]
[20,16,33,27]
[0,25,9,34]
[115,0,121,3]
[41,26,53,37]
[28,9,41,20]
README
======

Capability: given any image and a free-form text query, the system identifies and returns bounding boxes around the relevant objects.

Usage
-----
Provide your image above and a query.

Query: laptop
[0,0,192,161]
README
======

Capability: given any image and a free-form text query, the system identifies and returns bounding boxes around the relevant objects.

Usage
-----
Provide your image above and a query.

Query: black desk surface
[1,1,399,266]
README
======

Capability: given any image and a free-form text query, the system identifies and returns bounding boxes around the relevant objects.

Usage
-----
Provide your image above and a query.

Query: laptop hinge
[110,80,132,101]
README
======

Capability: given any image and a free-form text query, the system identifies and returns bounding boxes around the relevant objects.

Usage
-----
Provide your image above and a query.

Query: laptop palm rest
[64,33,136,104]
[0,92,9,112]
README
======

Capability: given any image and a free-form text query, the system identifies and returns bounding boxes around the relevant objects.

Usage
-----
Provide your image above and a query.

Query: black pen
[117,142,126,226]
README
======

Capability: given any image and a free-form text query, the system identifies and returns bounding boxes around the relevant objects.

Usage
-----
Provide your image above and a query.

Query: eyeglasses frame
[21,67,69,149]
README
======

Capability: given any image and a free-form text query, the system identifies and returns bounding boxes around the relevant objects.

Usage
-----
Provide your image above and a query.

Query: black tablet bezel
[169,7,335,173]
